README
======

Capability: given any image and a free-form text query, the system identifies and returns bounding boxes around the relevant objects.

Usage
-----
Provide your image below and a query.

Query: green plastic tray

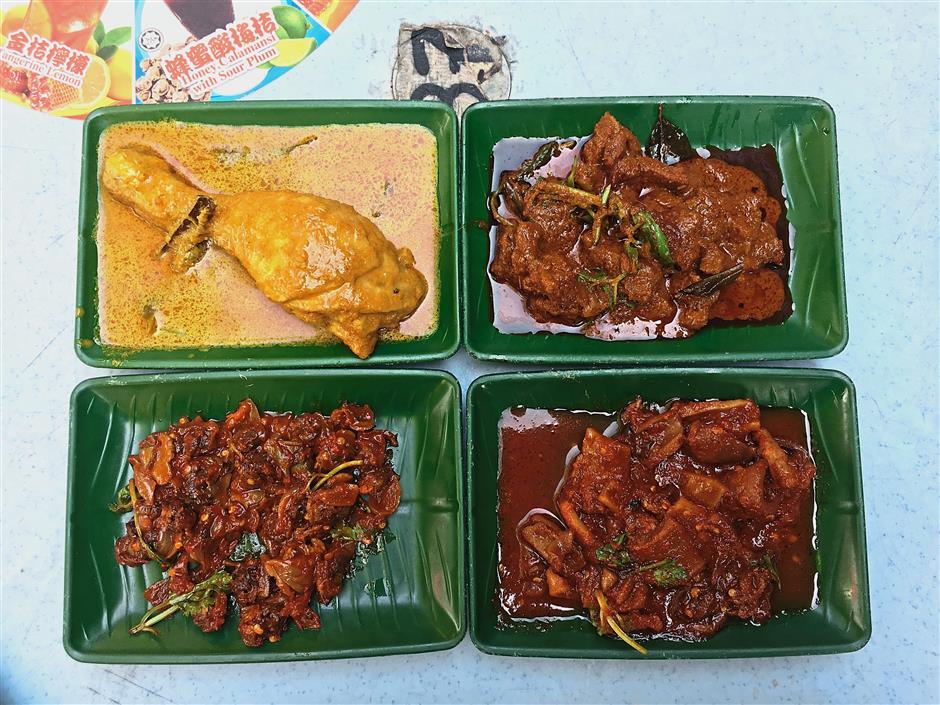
[461,97,848,363]
[467,368,869,658]
[75,100,459,368]
[64,369,464,663]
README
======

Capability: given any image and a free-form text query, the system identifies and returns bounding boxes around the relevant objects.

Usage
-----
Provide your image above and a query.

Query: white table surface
[2,2,938,703]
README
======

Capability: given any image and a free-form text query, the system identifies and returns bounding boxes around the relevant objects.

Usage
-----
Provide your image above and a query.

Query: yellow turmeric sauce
[96,121,439,348]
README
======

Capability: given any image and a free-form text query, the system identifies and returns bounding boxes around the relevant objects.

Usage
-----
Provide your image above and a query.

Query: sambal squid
[112,399,401,647]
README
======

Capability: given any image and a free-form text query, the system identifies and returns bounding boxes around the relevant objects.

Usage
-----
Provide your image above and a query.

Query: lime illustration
[272,6,311,39]
[268,38,317,68]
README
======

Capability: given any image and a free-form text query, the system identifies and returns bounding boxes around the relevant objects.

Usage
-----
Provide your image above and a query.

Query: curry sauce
[96,121,439,349]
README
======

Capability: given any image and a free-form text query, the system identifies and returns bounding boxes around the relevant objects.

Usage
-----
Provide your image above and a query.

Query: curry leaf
[330,524,366,542]
[108,483,134,513]
[762,553,781,584]
[646,104,696,165]
[230,532,265,561]
[652,560,688,587]
[129,570,232,636]
[577,270,609,284]
[624,243,639,266]
[516,139,577,182]
[635,558,688,587]
[595,542,632,569]
[677,263,744,297]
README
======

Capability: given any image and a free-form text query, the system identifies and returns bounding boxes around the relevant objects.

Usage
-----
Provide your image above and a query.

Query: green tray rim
[63,368,466,663]
[459,95,849,364]
[465,366,870,659]
[74,100,460,369]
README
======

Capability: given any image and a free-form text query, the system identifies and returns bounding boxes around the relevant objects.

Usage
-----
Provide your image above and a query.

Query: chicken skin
[100,147,428,358]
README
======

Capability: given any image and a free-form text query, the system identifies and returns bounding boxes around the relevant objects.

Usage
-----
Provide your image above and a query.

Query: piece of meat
[231,559,271,607]
[686,420,757,465]
[545,569,578,600]
[755,429,803,490]
[238,602,288,647]
[311,483,360,507]
[620,259,676,323]
[755,430,794,487]
[366,473,401,516]
[143,577,171,605]
[557,499,598,548]
[630,516,706,576]
[710,270,786,322]
[675,399,754,420]
[581,112,642,169]
[490,218,610,326]
[725,460,773,516]
[612,154,690,192]
[634,411,685,469]
[314,540,358,603]
[518,514,585,575]
[563,428,635,514]
[114,522,152,566]
[678,472,727,509]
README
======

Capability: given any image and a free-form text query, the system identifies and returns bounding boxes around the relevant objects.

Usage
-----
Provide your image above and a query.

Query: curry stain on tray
[96,121,439,349]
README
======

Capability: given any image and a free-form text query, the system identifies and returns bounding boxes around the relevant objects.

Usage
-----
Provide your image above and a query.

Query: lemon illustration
[268,38,316,68]
[74,54,110,107]
[107,48,133,102]
[271,6,311,39]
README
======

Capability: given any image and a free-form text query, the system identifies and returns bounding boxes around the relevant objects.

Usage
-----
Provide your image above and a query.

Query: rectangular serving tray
[64,369,464,663]
[461,96,848,364]
[75,100,459,368]
[466,367,870,658]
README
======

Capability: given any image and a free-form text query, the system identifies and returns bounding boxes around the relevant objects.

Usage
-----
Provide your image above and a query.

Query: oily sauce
[496,405,816,624]
[497,408,615,618]
[759,407,817,610]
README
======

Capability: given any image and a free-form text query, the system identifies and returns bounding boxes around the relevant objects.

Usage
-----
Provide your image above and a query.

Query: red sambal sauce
[496,399,816,641]
[113,398,401,647]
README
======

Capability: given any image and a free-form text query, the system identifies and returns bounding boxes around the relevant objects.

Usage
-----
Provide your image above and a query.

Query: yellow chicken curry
[96,122,439,358]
